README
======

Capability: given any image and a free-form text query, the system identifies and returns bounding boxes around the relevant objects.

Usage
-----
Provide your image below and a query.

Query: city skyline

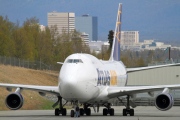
[0,0,180,42]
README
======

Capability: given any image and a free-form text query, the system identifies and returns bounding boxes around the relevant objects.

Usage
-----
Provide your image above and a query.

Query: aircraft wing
[0,83,60,95]
[108,84,180,98]
[127,63,180,73]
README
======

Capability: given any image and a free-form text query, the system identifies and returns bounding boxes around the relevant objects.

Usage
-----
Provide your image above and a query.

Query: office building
[75,15,98,41]
[89,41,109,53]
[48,12,75,34]
[39,25,45,31]
[121,31,139,45]
[81,32,89,45]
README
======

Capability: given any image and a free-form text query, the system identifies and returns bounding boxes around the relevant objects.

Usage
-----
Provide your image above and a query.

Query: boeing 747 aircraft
[0,3,180,117]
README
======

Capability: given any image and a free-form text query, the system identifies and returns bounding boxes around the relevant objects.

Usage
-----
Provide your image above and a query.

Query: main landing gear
[54,96,67,116]
[70,103,91,117]
[122,95,134,116]
[81,103,91,116]
[102,103,114,116]
[53,96,134,117]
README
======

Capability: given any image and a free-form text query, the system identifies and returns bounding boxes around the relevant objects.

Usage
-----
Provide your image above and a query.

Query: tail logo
[109,3,122,61]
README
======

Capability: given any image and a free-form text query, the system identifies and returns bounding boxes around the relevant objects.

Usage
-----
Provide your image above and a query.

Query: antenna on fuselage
[109,3,122,61]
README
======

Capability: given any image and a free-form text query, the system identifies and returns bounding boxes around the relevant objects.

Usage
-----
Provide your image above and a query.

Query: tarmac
[0,106,180,120]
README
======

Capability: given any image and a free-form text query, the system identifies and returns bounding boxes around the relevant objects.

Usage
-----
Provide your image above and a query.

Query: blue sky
[0,0,180,42]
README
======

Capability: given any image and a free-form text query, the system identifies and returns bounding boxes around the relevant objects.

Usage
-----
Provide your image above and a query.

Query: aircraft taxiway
[0,106,179,120]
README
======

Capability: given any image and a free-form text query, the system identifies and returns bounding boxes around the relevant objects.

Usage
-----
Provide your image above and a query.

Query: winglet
[109,3,122,61]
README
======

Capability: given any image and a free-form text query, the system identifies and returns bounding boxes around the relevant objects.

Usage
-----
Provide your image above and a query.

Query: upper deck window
[66,59,83,63]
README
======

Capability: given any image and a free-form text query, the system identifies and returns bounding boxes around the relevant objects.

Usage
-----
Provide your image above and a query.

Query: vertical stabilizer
[109,3,122,61]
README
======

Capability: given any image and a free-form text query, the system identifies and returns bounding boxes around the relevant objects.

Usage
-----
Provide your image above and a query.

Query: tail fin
[109,3,122,61]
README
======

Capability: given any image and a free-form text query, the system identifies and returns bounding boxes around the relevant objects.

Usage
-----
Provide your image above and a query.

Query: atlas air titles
[96,69,118,86]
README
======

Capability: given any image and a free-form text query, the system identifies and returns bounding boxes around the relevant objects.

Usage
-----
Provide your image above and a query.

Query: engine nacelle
[155,93,174,111]
[5,92,24,110]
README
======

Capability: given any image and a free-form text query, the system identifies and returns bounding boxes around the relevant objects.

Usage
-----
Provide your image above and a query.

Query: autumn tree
[0,16,15,56]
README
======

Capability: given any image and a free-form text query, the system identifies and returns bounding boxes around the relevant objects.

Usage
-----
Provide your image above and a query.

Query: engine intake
[5,92,24,110]
[155,93,174,111]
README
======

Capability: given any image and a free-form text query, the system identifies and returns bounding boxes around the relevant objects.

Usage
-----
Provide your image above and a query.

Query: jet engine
[5,92,24,110]
[155,93,174,111]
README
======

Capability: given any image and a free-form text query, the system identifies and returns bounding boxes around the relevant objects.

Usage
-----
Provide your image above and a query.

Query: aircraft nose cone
[59,70,78,99]
[62,76,77,88]
[60,68,77,85]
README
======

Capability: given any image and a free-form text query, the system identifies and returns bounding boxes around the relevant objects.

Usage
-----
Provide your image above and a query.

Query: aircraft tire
[80,108,84,116]
[55,108,60,116]
[130,109,134,116]
[103,108,108,116]
[70,110,74,117]
[109,108,114,116]
[62,108,67,116]
[86,108,91,116]
[123,109,127,116]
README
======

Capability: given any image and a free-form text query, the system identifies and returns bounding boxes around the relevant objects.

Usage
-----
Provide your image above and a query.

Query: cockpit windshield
[66,59,83,63]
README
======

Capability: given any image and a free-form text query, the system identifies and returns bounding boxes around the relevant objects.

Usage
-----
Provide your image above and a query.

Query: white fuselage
[58,53,127,103]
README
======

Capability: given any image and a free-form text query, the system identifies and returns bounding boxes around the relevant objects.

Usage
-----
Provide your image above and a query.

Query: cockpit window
[66,59,83,63]
[67,59,73,63]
